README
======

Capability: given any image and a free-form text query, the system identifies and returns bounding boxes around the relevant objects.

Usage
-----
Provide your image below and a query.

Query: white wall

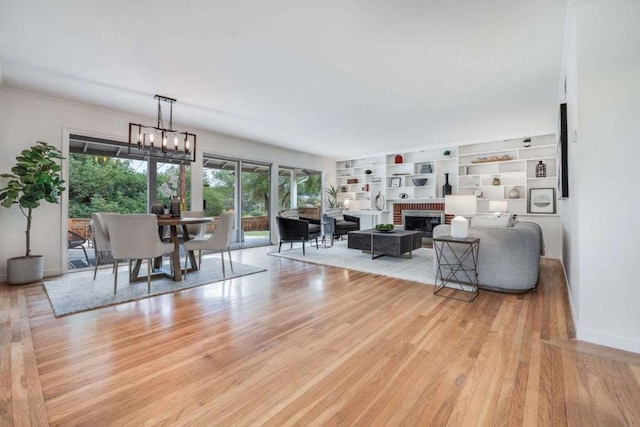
[0,88,334,281]
[560,0,640,353]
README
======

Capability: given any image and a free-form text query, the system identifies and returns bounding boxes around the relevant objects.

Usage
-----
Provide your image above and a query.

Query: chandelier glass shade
[128,95,196,162]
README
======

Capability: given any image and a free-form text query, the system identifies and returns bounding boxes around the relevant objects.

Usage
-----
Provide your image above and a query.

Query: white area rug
[269,240,436,285]
[44,258,266,317]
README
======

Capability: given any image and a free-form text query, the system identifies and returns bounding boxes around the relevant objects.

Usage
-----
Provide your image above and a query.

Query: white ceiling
[0,1,567,158]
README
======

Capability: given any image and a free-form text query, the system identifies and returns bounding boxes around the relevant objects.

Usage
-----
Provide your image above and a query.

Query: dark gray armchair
[275,216,321,255]
[307,211,360,239]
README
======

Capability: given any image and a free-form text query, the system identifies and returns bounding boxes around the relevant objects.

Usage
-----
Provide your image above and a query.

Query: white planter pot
[7,256,44,285]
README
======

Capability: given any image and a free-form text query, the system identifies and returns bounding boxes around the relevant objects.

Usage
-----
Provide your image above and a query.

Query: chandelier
[128,95,196,162]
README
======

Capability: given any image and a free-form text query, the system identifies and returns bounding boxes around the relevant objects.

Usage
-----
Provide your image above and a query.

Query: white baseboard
[576,328,640,354]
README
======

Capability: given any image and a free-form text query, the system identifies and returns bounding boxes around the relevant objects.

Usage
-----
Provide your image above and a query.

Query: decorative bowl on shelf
[412,178,429,186]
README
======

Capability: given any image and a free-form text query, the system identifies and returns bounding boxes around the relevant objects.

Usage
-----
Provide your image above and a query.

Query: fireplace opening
[402,210,443,239]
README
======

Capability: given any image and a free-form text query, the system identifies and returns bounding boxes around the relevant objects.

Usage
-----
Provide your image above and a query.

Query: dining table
[129,216,214,282]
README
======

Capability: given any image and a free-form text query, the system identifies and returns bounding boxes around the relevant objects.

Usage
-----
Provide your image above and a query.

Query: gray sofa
[432,222,543,293]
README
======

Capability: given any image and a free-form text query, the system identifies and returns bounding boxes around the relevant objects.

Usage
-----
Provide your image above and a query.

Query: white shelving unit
[334,134,556,216]
[335,148,456,213]
[457,134,556,214]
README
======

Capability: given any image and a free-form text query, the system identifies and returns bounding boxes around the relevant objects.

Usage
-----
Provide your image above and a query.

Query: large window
[67,135,192,268]
[278,166,322,217]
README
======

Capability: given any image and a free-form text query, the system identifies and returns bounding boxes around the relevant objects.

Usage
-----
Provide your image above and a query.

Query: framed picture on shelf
[390,177,401,187]
[528,188,556,214]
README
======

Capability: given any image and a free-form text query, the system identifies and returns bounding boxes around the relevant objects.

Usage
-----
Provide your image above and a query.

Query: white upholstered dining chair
[183,212,234,278]
[90,212,118,280]
[108,214,174,294]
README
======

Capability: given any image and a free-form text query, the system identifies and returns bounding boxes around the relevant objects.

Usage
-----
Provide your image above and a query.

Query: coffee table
[347,229,422,259]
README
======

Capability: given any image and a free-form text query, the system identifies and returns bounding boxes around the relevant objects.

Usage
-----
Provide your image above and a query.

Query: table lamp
[489,200,508,216]
[445,195,477,238]
[343,199,350,210]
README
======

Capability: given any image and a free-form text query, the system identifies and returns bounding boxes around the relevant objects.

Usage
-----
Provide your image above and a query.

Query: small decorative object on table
[535,161,547,178]
[375,223,394,233]
[170,196,181,217]
[151,200,164,216]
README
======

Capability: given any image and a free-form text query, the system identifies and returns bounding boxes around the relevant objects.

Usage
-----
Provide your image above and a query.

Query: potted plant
[0,142,65,284]
[326,184,339,208]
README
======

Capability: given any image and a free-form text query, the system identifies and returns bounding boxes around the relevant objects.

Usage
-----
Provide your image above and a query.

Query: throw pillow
[325,208,344,222]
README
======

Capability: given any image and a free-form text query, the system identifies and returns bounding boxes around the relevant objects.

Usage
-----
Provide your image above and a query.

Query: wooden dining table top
[156,216,213,226]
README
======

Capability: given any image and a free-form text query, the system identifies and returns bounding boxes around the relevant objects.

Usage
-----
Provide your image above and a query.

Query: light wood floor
[2,247,640,426]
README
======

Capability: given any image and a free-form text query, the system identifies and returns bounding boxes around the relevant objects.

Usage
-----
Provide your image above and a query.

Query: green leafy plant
[0,142,66,257]
[375,223,394,231]
[326,183,340,208]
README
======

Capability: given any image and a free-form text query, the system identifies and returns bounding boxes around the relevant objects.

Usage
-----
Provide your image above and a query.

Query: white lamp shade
[489,200,508,213]
[343,199,350,209]
[445,195,477,238]
[445,195,477,216]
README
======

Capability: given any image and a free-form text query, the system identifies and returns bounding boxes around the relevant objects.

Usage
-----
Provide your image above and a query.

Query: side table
[321,218,334,248]
[433,235,480,302]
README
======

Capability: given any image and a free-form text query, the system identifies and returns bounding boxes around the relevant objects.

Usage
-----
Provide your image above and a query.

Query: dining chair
[183,212,234,278]
[67,230,90,266]
[90,212,118,280]
[108,214,174,294]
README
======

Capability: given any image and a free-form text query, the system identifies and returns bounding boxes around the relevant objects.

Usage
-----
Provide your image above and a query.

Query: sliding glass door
[203,155,271,248]
[240,161,271,246]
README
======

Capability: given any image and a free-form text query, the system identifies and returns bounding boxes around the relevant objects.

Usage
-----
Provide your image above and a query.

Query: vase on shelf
[509,187,521,199]
[394,154,403,164]
[442,173,452,196]
[375,191,385,211]
[536,161,547,178]
[493,177,501,186]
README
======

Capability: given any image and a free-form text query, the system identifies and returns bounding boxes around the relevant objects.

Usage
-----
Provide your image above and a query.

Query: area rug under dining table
[269,239,436,285]
[44,258,266,317]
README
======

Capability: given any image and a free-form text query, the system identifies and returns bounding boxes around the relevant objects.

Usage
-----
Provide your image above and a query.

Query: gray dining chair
[108,214,174,294]
[90,212,118,280]
[183,212,234,278]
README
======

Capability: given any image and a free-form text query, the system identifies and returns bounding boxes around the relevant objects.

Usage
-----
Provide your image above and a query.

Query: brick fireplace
[392,202,444,225]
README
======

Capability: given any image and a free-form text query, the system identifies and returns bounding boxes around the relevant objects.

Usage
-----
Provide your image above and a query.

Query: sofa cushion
[335,220,359,231]
[308,223,321,234]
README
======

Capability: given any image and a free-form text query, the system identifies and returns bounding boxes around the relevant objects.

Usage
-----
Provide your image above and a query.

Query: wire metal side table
[320,218,334,248]
[433,235,480,302]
